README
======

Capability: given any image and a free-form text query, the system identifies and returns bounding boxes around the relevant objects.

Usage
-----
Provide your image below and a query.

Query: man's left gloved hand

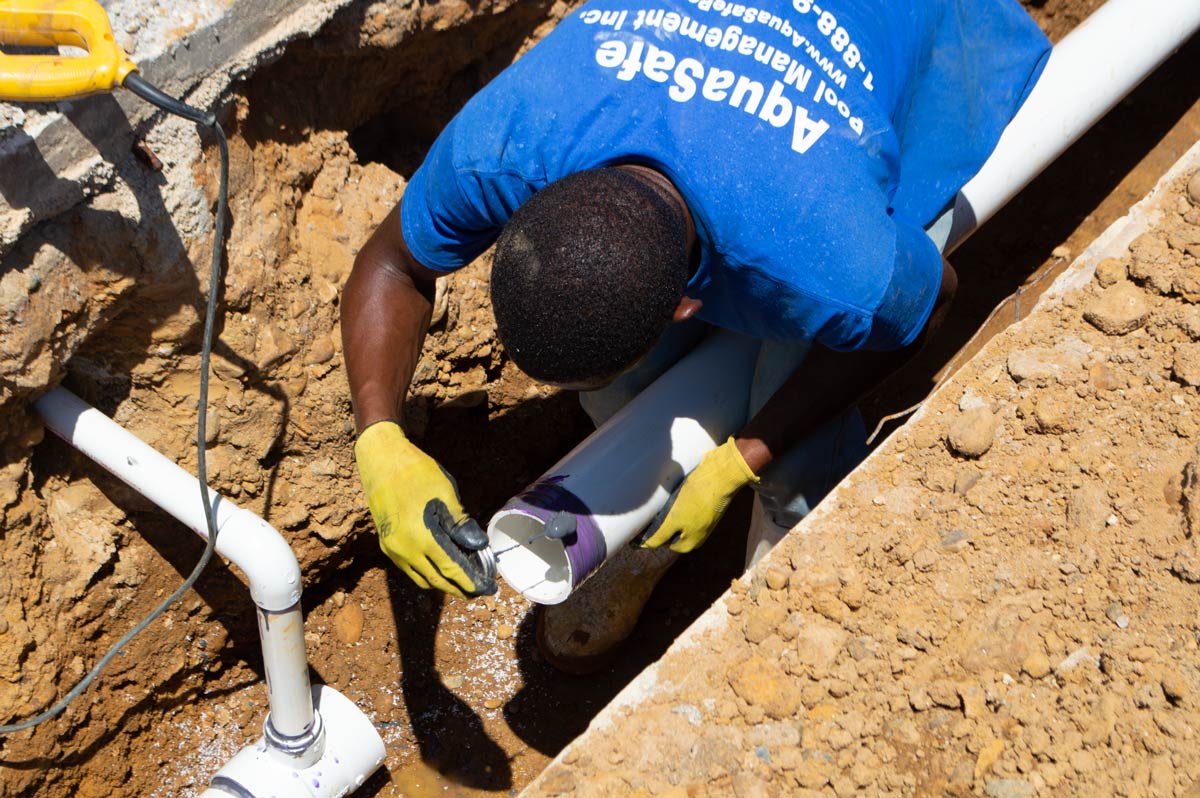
[354,420,496,598]
[640,438,760,553]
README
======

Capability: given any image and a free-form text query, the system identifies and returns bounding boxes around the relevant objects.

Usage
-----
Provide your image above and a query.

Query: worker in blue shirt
[343,0,1050,671]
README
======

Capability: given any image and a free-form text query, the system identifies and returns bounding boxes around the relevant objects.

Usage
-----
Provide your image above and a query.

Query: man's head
[491,167,693,388]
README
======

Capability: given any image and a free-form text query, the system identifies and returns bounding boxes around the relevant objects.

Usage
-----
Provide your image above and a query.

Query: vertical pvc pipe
[199,685,386,798]
[257,605,320,750]
[944,0,1200,252]
[34,387,316,741]
[488,331,760,603]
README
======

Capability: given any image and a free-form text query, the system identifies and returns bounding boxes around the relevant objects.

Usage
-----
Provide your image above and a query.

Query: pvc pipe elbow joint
[215,504,303,612]
[34,388,303,613]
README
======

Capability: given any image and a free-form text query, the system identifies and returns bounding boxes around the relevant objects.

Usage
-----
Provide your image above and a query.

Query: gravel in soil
[518,161,1200,798]
[2,2,1198,797]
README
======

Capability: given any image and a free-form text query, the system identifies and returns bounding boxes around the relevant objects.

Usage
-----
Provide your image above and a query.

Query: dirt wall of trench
[0,1,579,795]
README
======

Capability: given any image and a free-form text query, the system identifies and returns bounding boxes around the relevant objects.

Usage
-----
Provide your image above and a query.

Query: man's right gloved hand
[353,420,495,599]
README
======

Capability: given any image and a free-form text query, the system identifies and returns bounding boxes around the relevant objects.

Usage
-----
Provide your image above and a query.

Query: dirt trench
[0,1,1197,797]
[0,2,590,795]
[520,147,1200,798]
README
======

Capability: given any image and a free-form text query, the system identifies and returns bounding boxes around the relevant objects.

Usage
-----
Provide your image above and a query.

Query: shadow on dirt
[503,491,752,756]
[384,575,515,791]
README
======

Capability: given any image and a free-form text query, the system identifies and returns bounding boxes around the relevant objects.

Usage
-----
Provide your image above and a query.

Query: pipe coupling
[264,708,325,768]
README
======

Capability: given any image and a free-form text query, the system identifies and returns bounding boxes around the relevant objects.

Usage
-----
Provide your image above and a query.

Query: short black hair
[491,168,690,385]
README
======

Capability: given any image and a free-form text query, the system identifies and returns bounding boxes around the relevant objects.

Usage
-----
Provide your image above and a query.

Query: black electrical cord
[0,77,228,735]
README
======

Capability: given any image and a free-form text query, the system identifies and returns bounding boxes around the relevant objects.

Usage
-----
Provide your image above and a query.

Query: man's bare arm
[341,202,444,433]
[735,258,958,473]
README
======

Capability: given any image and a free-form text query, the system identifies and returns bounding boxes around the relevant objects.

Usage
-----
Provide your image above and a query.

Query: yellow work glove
[640,438,760,553]
[354,421,496,598]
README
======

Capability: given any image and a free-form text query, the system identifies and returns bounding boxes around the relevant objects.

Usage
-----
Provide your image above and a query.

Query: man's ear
[673,296,703,322]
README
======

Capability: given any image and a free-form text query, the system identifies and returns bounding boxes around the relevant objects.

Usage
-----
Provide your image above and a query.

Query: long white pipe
[944,0,1200,252]
[35,387,315,741]
[488,331,760,604]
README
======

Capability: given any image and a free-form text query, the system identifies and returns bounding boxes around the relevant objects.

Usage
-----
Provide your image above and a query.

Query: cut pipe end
[489,509,573,604]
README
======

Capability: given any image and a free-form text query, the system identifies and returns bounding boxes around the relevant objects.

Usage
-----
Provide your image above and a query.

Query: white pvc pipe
[34,387,315,739]
[944,0,1200,252]
[257,605,318,749]
[36,388,303,612]
[36,387,386,795]
[488,331,760,604]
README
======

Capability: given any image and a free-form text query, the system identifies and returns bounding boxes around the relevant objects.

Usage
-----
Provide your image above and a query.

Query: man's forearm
[734,344,904,473]
[341,204,435,434]
[735,257,957,473]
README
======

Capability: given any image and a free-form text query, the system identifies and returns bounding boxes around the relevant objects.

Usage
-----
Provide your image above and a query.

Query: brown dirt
[520,157,1200,798]
[0,2,1197,797]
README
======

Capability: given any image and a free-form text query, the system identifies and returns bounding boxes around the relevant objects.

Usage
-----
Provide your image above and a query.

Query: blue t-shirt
[401,0,1049,351]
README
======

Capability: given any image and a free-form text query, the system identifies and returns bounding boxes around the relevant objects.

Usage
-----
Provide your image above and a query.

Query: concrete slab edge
[0,0,353,258]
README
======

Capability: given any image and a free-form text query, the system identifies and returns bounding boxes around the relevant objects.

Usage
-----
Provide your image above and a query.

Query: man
[343,0,1049,669]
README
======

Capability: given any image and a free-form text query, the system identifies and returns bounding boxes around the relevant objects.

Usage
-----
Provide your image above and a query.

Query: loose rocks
[1083,282,1150,335]
[1175,266,1200,302]
[1173,343,1200,386]
[946,407,997,458]
[729,655,803,719]
[1094,258,1126,287]
[1021,651,1052,679]
[332,602,365,645]
[1006,342,1089,384]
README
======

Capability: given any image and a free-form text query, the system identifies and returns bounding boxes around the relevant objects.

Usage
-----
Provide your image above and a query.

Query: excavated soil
[521,158,1200,798]
[1,1,1198,797]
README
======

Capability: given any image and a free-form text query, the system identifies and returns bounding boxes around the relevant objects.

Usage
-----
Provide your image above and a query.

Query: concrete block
[0,0,353,258]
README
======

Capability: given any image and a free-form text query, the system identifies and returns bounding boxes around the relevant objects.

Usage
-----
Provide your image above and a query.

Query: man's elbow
[348,208,435,302]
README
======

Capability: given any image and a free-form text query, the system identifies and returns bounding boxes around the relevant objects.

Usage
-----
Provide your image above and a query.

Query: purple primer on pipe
[507,478,606,588]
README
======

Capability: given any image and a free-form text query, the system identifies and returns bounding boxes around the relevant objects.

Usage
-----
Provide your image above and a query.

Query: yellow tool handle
[0,0,137,101]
